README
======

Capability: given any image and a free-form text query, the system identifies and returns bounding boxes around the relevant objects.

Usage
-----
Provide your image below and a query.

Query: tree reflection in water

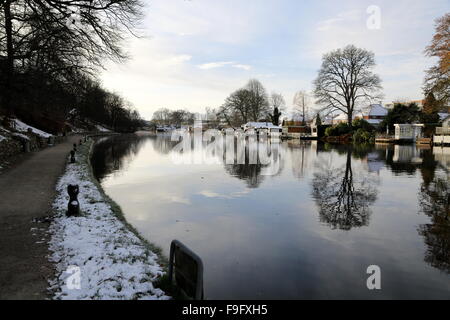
[224,138,284,188]
[91,134,153,181]
[418,151,450,273]
[312,146,379,230]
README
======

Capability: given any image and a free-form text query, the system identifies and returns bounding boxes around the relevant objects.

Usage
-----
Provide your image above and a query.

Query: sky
[99,0,449,120]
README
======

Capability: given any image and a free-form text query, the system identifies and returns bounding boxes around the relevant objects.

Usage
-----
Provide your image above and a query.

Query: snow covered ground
[96,125,111,132]
[48,142,169,300]
[14,119,52,138]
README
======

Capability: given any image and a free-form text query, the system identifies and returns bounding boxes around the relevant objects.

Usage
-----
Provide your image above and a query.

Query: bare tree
[293,90,311,125]
[313,45,383,127]
[269,92,285,125]
[246,79,270,121]
[152,108,171,126]
[270,92,286,111]
[218,88,252,127]
[1,0,143,114]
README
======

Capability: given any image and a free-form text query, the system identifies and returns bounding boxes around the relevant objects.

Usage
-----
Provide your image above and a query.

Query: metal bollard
[70,150,76,163]
[67,184,80,217]
[23,141,30,153]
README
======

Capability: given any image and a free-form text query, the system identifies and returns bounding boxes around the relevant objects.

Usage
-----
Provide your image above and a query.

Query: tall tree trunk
[347,113,352,128]
[3,0,14,116]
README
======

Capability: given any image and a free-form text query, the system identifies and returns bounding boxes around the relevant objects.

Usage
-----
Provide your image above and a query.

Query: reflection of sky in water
[91,134,450,299]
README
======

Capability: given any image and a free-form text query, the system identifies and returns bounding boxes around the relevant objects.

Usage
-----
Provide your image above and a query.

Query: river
[90,132,450,299]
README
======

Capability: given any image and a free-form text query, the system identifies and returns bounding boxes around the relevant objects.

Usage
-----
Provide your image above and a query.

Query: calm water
[91,133,450,299]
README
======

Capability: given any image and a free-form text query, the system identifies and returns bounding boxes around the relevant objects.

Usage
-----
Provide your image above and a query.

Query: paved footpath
[0,135,80,299]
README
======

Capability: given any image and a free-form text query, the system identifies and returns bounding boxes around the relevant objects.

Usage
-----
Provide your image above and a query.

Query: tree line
[0,0,144,133]
[217,79,286,128]
[211,13,448,131]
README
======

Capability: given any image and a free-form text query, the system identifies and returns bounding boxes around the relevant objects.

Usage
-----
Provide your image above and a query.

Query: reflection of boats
[156,125,176,133]
[433,147,450,170]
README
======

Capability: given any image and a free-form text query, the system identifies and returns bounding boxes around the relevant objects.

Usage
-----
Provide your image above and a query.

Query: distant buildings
[325,104,388,126]
[242,122,282,133]
[385,100,425,110]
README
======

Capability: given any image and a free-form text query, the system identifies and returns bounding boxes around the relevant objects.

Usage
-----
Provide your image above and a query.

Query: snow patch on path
[48,144,169,300]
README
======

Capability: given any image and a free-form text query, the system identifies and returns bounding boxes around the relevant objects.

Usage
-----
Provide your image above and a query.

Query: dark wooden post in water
[168,240,204,300]
[70,150,76,163]
[67,184,80,217]
[73,143,77,152]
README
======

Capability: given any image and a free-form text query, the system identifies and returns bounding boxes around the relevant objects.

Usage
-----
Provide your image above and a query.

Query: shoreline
[47,135,170,300]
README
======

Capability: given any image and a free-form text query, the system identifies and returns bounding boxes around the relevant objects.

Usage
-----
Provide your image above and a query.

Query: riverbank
[47,137,169,300]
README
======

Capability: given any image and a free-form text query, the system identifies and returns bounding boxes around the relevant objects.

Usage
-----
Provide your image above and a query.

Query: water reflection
[91,134,151,180]
[90,134,450,298]
[418,149,450,273]
[312,147,379,230]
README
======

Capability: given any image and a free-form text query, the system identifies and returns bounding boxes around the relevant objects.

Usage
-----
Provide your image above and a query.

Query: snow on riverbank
[48,142,169,300]
[14,119,52,138]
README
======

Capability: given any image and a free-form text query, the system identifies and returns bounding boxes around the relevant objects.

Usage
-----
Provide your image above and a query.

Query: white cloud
[197,61,251,71]
[98,0,448,119]
[232,64,252,71]
[317,9,361,31]
[198,61,234,69]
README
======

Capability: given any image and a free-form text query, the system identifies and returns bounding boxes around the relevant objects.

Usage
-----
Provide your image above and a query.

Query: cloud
[317,9,361,31]
[197,61,251,71]
[198,61,234,69]
[232,64,252,71]
[198,189,251,199]
[99,0,448,119]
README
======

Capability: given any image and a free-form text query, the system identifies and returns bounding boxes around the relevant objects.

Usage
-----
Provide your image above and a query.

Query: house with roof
[363,104,388,127]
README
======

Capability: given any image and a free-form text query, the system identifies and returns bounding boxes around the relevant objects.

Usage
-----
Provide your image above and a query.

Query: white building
[394,124,424,142]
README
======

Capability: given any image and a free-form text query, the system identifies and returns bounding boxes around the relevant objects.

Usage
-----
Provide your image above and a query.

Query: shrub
[325,126,338,136]
[325,123,352,136]
[336,122,352,135]
[352,118,374,132]
[353,128,374,143]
